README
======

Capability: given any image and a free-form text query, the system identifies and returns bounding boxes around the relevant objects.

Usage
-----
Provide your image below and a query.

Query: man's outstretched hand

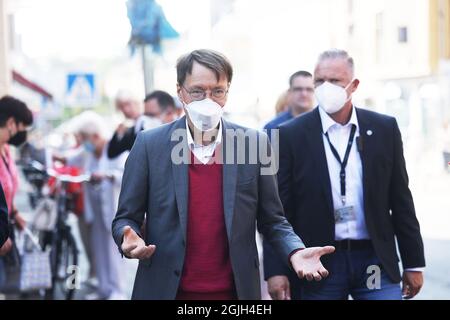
[290,246,335,281]
[121,226,156,259]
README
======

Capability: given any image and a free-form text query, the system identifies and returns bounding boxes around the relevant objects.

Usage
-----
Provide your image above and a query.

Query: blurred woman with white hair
[66,111,127,300]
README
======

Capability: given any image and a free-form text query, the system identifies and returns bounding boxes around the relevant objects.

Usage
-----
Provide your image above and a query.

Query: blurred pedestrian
[0,96,33,231]
[142,90,178,125]
[107,90,176,159]
[107,91,142,159]
[264,71,315,136]
[67,111,127,300]
[274,90,289,115]
[264,49,425,300]
[115,90,142,122]
[0,96,33,293]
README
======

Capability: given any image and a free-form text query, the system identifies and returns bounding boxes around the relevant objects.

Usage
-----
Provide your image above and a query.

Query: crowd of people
[0,89,183,299]
[0,48,425,301]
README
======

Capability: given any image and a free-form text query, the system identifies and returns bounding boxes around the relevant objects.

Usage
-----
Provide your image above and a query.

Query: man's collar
[185,118,223,148]
[318,105,359,134]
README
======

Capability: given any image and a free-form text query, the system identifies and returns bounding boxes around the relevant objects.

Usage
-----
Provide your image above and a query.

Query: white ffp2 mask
[315,80,354,114]
[184,98,223,132]
[139,115,162,131]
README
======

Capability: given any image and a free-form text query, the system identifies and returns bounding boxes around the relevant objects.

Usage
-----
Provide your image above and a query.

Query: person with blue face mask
[64,111,128,300]
[82,140,96,154]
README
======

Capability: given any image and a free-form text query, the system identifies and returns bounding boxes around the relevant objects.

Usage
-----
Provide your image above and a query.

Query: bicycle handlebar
[19,160,91,184]
[46,168,91,183]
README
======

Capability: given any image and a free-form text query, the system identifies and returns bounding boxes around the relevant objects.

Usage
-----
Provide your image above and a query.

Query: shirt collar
[185,118,223,148]
[318,105,359,134]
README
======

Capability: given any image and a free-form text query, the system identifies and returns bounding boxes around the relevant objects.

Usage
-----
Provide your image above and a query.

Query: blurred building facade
[333,0,450,148]
[203,0,450,134]
[0,0,11,96]
[0,0,449,137]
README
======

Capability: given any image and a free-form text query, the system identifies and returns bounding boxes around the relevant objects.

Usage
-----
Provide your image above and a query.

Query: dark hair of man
[144,90,176,112]
[176,49,233,86]
[289,70,313,88]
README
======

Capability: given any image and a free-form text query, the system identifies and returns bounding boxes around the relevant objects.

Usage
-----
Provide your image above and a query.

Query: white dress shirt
[186,119,223,164]
[319,106,370,241]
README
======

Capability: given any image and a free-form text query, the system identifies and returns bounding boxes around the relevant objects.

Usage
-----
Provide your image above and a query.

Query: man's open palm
[290,246,335,281]
[121,226,156,260]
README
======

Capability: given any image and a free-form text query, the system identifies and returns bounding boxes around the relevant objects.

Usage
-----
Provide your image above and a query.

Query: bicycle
[20,161,90,300]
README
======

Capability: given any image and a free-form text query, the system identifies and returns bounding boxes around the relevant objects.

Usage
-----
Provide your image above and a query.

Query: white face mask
[184,98,223,132]
[315,80,354,114]
[136,115,162,134]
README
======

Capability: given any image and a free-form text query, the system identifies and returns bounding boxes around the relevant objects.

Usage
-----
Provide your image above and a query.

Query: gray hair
[317,49,355,76]
[115,90,140,104]
[72,111,110,139]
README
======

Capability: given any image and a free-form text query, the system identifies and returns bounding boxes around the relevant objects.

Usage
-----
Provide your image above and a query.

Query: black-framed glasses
[182,85,229,101]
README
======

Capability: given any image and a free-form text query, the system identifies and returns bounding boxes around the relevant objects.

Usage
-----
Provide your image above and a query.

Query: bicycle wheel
[45,230,79,300]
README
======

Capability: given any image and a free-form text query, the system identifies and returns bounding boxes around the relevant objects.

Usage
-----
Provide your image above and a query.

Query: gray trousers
[77,214,95,279]
[89,193,124,299]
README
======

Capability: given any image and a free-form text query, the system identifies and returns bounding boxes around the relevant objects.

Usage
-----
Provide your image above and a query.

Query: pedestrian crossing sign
[66,73,96,107]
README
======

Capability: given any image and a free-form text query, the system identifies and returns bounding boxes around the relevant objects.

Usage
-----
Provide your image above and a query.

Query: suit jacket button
[174,270,180,277]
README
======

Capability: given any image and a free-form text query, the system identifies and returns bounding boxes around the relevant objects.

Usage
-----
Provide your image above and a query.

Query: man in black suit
[264,49,425,300]
[107,90,178,159]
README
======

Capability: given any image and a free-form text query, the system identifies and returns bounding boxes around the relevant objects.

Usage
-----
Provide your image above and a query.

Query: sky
[12,0,191,60]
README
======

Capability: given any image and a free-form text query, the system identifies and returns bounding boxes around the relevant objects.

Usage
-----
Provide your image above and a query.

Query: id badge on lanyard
[325,125,357,225]
[334,206,356,224]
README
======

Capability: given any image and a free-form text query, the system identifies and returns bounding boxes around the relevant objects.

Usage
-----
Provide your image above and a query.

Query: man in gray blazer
[112,49,335,300]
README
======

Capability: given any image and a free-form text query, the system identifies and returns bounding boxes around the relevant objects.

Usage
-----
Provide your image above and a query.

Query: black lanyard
[324,124,357,206]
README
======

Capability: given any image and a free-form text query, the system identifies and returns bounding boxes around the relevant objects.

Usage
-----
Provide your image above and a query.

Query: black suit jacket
[107,126,138,159]
[0,184,9,247]
[263,107,425,284]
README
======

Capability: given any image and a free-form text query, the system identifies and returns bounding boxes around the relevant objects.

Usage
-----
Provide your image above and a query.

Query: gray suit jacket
[112,116,305,300]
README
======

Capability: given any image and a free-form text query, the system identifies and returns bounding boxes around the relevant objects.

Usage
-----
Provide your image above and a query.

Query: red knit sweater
[176,152,236,300]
